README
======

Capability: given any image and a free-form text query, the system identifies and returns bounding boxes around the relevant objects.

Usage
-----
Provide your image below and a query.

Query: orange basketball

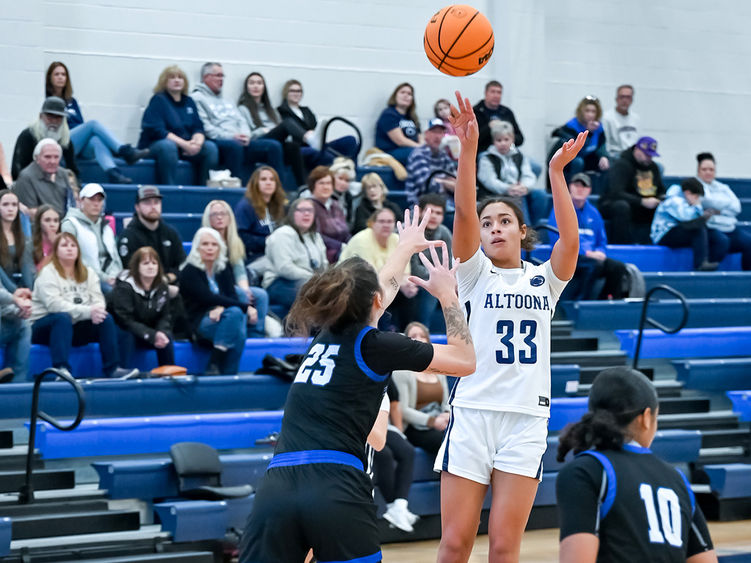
[424,5,494,76]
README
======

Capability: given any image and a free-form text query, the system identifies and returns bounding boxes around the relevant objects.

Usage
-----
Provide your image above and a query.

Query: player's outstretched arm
[448,91,481,262]
[408,244,475,377]
[549,131,587,281]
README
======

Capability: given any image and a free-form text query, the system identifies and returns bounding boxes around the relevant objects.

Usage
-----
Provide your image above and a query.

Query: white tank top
[450,247,568,417]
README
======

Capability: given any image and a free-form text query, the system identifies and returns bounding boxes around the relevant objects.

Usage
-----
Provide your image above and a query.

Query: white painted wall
[2,0,750,178]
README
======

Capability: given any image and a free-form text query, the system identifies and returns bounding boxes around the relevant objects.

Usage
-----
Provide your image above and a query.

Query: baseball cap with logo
[427,118,447,131]
[636,136,660,157]
[136,185,163,202]
[41,96,67,117]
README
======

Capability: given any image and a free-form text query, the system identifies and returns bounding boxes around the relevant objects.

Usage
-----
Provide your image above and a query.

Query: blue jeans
[71,120,121,172]
[267,278,304,318]
[118,326,175,368]
[197,306,247,374]
[31,312,120,377]
[148,138,219,185]
[386,147,414,166]
[713,228,751,270]
[0,316,31,381]
[659,224,729,269]
[302,136,359,168]
[235,286,269,338]
[246,138,285,179]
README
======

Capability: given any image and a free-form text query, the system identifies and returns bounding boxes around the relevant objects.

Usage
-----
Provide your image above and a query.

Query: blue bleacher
[79,159,195,186]
[703,463,751,499]
[673,359,751,391]
[0,517,9,557]
[30,411,283,459]
[104,184,245,213]
[154,500,232,542]
[561,300,751,331]
[727,391,751,422]
[616,327,751,359]
[643,272,751,299]
[0,375,289,419]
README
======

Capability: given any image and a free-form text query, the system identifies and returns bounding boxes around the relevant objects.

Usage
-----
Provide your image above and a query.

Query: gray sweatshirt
[191,83,251,140]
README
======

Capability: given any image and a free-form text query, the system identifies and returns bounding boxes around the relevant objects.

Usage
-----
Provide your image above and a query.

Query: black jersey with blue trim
[274,324,433,465]
[556,444,713,562]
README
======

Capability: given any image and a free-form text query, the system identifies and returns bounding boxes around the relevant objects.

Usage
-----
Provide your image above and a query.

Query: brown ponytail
[286,257,381,336]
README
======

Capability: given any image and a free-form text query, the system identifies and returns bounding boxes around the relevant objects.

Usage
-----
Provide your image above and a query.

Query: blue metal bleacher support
[617,327,751,360]
[673,359,751,391]
[703,464,751,499]
[154,500,229,542]
[0,517,10,557]
[727,391,751,422]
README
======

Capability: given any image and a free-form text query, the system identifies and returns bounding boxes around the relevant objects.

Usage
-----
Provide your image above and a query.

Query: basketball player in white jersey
[435,92,588,563]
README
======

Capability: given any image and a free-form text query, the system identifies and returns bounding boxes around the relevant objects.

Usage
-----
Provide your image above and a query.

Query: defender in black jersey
[239,209,476,563]
[555,367,716,563]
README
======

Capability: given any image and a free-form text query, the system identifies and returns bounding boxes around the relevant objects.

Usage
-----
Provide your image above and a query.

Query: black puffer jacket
[110,272,172,343]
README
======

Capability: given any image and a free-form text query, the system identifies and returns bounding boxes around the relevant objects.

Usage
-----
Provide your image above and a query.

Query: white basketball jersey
[451,247,568,417]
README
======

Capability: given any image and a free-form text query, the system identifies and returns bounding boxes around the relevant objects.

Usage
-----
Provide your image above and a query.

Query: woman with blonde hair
[234,165,287,264]
[179,227,251,374]
[30,232,132,378]
[138,65,218,185]
[201,199,270,337]
[549,95,609,182]
[352,172,402,234]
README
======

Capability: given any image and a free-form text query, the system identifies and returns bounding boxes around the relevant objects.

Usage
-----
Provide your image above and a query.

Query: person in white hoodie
[477,121,546,225]
[60,183,121,294]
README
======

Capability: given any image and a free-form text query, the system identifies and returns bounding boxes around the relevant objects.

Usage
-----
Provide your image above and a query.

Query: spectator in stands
[234,166,287,266]
[306,166,350,263]
[548,173,629,299]
[261,197,327,318]
[238,72,306,187]
[339,207,417,331]
[11,96,79,181]
[473,80,525,155]
[201,200,269,338]
[32,204,61,271]
[14,139,75,218]
[404,118,457,211]
[375,83,423,165]
[192,62,280,185]
[329,158,360,226]
[0,190,34,293]
[116,185,185,294]
[45,62,148,184]
[392,321,450,456]
[651,178,727,271]
[30,232,133,378]
[277,79,358,166]
[478,121,546,225]
[372,379,419,533]
[179,227,249,375]
[0,142,11,189]
[0,283,32,383]
[352,172,402,234]
[696,152,751,270]
[602,85,640,160]
[599,136,666,244]
[433,98,460,159]
[549,95,609,182]
[138,65,219,186]
[410,194,452,330]
[61,183,121,294]
[111,246,175,367]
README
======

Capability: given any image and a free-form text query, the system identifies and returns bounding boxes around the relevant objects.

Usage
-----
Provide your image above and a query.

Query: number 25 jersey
[452,247,568,417]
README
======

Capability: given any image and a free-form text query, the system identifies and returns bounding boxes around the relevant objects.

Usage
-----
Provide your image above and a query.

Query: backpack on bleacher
[621,263,645,298]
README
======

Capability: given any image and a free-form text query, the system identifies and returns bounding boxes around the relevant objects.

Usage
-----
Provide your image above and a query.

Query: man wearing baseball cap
[11,96,79,181]
[404,117,457,209]
[61,183,122,293]
[117,185,186,289]
[599,135,666,244]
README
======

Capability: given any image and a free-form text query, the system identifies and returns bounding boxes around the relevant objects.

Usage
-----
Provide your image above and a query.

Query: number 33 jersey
[452,247,568,417]
[275,325,433,464]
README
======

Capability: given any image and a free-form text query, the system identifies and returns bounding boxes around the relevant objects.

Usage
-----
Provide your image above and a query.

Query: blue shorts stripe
[441,406,455,471]
[318,550,382,563]
[268,450,364,471]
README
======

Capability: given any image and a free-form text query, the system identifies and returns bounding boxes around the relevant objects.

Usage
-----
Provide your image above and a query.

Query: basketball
[424,5,494,76]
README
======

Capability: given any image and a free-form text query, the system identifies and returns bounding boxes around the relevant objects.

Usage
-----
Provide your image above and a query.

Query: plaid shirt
[404,145,457,207]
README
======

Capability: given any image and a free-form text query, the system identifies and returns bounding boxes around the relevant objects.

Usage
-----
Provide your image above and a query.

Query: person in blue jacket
[45,62,148,184]
[651,178,728,271]
[548,96,610,182]
[548,173,628,299]
[138,65,218,186]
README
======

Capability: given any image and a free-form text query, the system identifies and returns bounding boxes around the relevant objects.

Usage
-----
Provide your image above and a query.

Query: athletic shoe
[383,501,414,533]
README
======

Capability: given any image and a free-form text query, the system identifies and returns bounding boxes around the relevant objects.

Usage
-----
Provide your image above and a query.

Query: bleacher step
[0,499,109,518]
[550,337,599,353]
[578,366,654,385]
[0,484,107,507]
[701,428,751,450]
[11,509,141,540]
[0,470,74,494]
[698,447,749,464]
[0,447,42,470]
[0,431,12,449]
[575,378,682,397]
[9,524,169,552]
[658,396,711,415]
[550,350,627,367]
[658,410,740,431]
[56,553,215,563]
[551,320,573,337]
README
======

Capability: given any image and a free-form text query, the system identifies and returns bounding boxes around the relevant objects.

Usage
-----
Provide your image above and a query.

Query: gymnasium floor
[381,520,751,561]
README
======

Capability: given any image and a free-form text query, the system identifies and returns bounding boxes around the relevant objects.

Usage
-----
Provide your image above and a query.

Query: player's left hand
[550,131,588,172]
[408,242,458,303]
[397,206,445,254]
[448,91,478,147]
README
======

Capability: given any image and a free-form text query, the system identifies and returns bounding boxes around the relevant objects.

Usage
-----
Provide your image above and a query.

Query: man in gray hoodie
[192,62,261,184]
[61,183,122,294]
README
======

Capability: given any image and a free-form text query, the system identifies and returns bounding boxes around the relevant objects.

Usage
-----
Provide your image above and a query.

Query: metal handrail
[632,284,689,371]
[321,116,362,160]
[19,368,86,504]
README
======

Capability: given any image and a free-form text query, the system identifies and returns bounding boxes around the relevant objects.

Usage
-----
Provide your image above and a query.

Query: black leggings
[261,119,306,186]
[372,430,415,502]
[404,425,445,457]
